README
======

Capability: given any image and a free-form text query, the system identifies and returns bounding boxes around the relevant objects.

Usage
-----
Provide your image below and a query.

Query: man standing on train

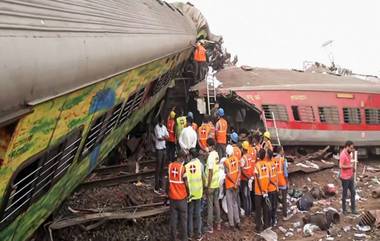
[339,140,358,215]
[193,41,207,81]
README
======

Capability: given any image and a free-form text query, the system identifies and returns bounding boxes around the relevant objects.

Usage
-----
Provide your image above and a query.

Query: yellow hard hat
[242,141,250,150]
[263,131,271,139]
[170,111,176,119]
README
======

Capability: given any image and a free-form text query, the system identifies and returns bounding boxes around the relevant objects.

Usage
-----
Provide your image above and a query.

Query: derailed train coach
[0,1,214,240]
[193,66,380,156]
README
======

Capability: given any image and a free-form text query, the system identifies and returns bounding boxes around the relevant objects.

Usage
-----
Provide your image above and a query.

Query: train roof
[192,66,380,96]
[0,0,198,119]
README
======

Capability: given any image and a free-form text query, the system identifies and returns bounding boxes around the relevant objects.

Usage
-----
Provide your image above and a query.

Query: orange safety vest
[224,156,239,190]
[194,44,206,62]
[268,159,278,192]
[232,145,242,161]
[168,162,187,200]
[241,153,254,181]
[192,122,198,131]
[167,118,176,143]
[275,156,287,187]
[254,160,270,195]
[198,124,211,151]
[208,122,215,139]
[215,118,227,144]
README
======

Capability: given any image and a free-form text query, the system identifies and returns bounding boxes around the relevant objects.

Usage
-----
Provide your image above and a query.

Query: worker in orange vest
[207,115,216,140]
[230,132,242,161]
[193,41,207,81]
[267,149,278,226]
[247,134,258,213]
[198,118,211,152]
[275,146,289,218]
[167,150,189,241]
[167,110,177,163]
[224,144,241,230]
[215,108,228,159]
[240,141,254,216]
[254,148,271,232]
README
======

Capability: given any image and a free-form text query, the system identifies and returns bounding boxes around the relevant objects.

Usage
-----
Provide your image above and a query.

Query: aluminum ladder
[206,70,217,115]
[271,112,282,148]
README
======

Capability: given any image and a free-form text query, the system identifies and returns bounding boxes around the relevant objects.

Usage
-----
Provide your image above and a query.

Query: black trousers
[155,149,166,190]
[280,188,288,217]
[268,191,278,225]
[254,195,270,232]
[167,141,176,163]
[341,178,356,212]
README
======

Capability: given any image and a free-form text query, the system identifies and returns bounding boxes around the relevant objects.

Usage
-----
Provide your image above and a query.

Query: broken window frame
[291,105,315,123]
[262,104,289,121]
[318,106,340,124]
[343,107,361,124]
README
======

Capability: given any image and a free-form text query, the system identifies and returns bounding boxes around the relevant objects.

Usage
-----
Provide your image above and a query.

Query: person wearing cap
[224,144,241,230]
[185,148,205,241]
[187,112,198,131]
[261,131,273,151]
[215,108,228,159]
[154,116,169,194]
[240,141,254,216]
[254,148,270,232]
[178,117,198,152]
[167,149,189,241]
[167,110,177,163]
[230,132,242,161]
[275,146,289,219]
[267,149,278,226]
[205,138,221,233]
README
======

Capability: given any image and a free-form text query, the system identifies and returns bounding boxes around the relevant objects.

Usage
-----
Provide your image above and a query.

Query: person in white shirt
[179,117,197,152]
[154,116,168,193]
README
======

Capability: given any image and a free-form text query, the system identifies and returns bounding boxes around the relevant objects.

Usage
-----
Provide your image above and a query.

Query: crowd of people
[153,107,289,241]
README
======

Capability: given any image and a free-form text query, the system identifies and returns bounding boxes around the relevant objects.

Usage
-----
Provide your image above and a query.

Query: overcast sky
[172,0,380,76]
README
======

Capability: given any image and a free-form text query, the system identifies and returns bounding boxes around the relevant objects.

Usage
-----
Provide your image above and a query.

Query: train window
[82,113,107,157]
[150,72,171,96]
[292,106,315,122]
[343,108,361,124]
[0,127,83,226]
[318,106,339,123]
[118,92,137,126]
[104,103,123,136]
[0,155,42,226]
[131,88,146,112]
[262,104,289,121]
[53,128,82,182]
[365,109,380,124]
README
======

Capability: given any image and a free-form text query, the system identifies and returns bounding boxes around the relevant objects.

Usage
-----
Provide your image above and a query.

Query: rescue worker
[267,149,278,226]
[193,41,207,81]
[230,132,242,161]
[276,146,289,219]
[261,131,273,151]
[240,141,254,216]
[254,148,270,232]
[339,140,358,215]
[205,138,221,233]
[167,150,189,241]
[185,148,204,240]
[207,116,216,140]
[187,112,198,131]
[224,144,241,230]
[198,118,211,152]
[215,108,228,159]
[178,117,197,152]
[167,110,177,163]
[176,110,187,143]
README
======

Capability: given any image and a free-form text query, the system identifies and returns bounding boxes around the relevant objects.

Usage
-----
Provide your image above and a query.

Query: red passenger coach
[193,66,380,154]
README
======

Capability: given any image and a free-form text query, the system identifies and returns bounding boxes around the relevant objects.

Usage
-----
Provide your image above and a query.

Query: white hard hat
[226,144,234,156]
